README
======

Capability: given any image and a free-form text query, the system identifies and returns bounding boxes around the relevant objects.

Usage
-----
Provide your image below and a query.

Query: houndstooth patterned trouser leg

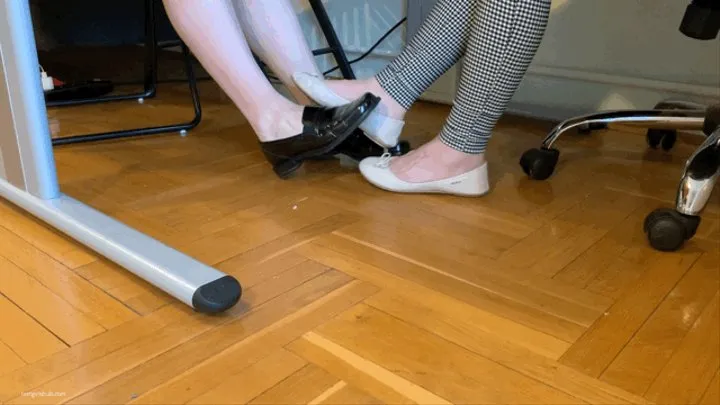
[376,0,551,154]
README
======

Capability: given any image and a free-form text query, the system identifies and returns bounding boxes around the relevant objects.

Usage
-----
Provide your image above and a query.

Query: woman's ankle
[254,103,304,142]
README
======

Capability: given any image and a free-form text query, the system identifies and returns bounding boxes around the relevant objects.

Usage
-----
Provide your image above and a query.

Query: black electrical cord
[322,17,406,77]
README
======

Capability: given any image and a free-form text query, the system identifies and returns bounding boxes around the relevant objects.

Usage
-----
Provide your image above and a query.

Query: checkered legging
[376,0,551,154]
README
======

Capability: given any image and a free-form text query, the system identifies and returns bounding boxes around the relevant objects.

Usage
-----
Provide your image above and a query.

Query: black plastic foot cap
[192,276,242,314]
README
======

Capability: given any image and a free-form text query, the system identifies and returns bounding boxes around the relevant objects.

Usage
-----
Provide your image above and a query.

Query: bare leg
[234,0,320,104]
[162,0,303,142]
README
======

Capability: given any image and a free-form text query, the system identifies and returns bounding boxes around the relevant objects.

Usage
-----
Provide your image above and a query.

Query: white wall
[512,0,720,120]
[291,0,407,79]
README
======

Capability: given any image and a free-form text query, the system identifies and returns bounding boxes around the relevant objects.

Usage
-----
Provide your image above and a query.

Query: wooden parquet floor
[1,81,718,404]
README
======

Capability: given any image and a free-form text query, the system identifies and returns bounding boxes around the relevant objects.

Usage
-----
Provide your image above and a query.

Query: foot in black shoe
[327,129,412,162]
[260,93,380,178]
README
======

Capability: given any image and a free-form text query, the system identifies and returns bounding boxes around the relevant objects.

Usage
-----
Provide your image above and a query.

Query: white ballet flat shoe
[359,154,490,196]
[292,72,405,148]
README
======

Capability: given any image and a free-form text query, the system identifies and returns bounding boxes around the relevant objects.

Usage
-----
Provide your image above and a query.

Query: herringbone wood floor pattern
[1,81,718,404]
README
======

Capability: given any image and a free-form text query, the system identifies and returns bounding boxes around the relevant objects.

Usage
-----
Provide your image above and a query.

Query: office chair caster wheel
[703,104,720,135]
[643,208,700,252]
[577,123,608,134]
[520,148,559,180]
[647,129,677,151]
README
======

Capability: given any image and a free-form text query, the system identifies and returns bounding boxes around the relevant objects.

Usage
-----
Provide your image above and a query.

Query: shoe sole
[367,181,489,197]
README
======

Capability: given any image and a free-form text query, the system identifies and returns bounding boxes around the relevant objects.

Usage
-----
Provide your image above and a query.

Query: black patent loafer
[261,93,380,178]
[327,129,411,162]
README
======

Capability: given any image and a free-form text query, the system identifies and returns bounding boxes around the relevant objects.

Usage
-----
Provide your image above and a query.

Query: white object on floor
[40,69,54,91]
[359,154,489,196]
[292,72,405,148]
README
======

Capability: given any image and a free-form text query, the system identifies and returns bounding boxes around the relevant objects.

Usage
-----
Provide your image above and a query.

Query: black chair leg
[50,0,202,146]
[52,43,202,146]
[307,0,355,79]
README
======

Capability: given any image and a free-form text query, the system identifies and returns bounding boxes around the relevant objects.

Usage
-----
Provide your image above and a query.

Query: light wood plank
[63,270,354,405]
[0,203,96,269]
[188,349,306,404]
[299,238,586,342]
[601,249,720,394]
[583,209,666,300]
[0,294,67,363]
[292,333,451,405]
[0,256,105,345]
[73,259,171,312]
[216,212,361,273]
[560,250,702,377]
[0,305,187,403]
[248,364,340,405]
[697,215,719,242]
[645,293,720,404]
[219,251,308,286]
[366,288,569,360]
[317,384,383,405]
[287,335,415,405]
[177,197,342,265]
[158,177,325,238]
[415,195,543,239]
[336,231,604,327]
[366,290,649,404]
[0,227,137,329]
[497,219,607,278]
[700,370,719,405]
[552,203,646,289]
[312,174,542,240]
[337,203,518,260]
[122,292,170,315]
[128,280,377,405]
[313,305,583,404]
[0,341,25,377]
[4,266,344,404]
[61,168,185,207]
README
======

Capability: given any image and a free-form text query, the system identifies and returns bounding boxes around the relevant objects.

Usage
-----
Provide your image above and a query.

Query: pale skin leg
[162,0,304,142]
[233,0,321,105]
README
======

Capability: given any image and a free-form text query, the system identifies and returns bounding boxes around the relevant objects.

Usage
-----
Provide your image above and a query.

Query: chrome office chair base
[520,101,719,252]
[644,126,720,251]
[519,100,708,180]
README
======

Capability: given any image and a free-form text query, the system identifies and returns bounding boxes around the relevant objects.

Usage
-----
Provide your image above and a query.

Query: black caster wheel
[520,148,560,180]
[577,123,608,134]
[646,129,677,151]
[388,140,411,156]
[702,104,720,136]
[643,208,700,252]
